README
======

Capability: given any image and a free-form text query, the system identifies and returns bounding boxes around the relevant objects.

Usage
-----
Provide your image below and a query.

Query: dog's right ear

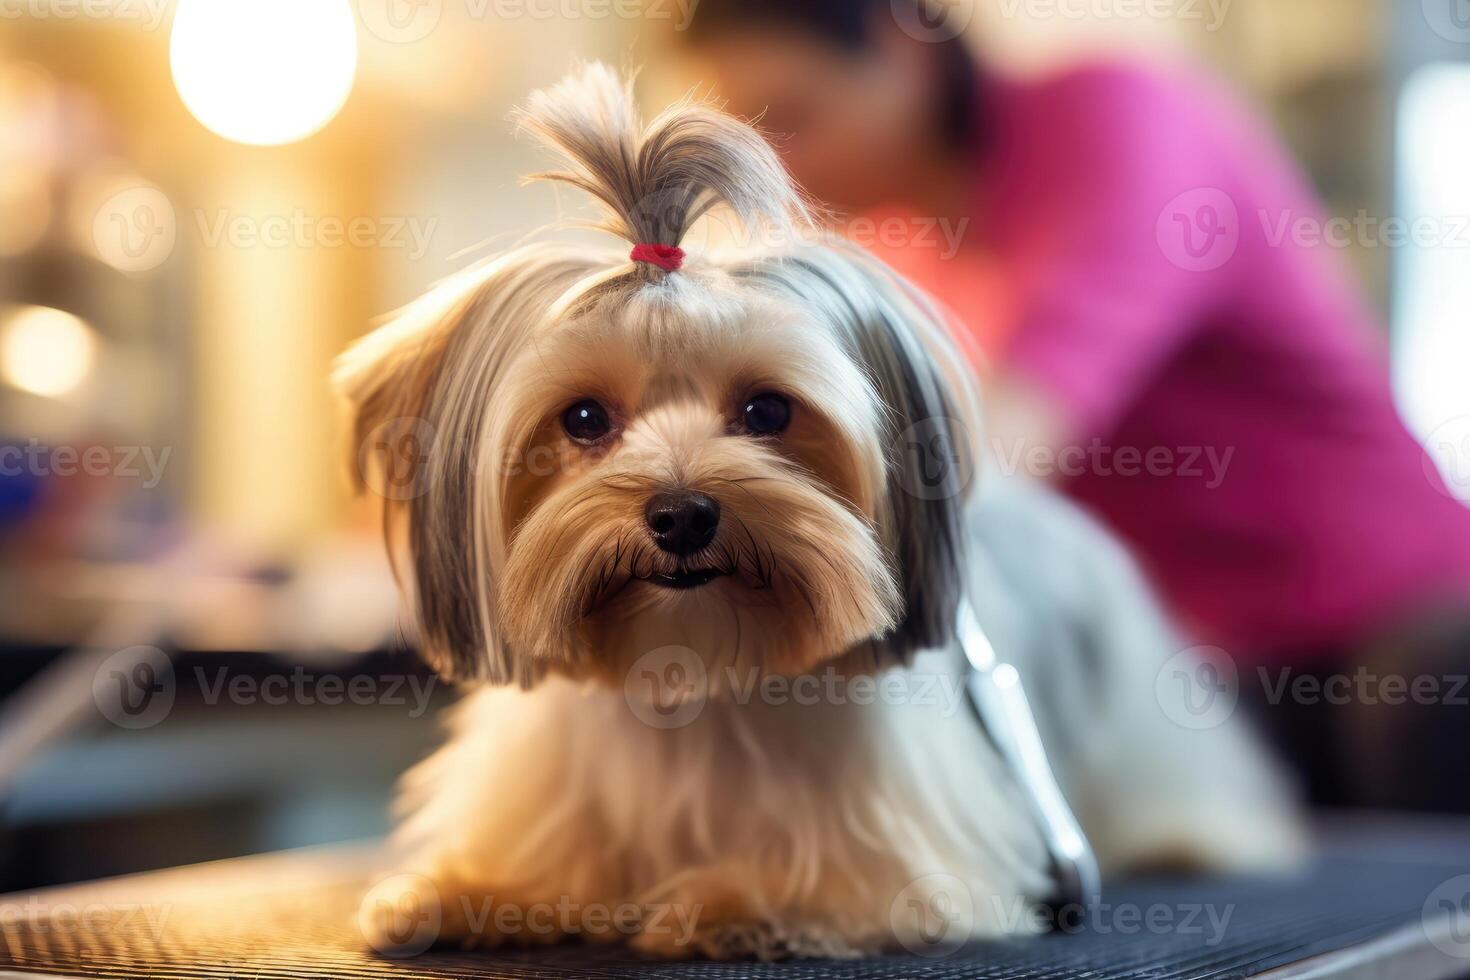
[335,250,603,686]
[335,283,459,504]
[334,270,491,683]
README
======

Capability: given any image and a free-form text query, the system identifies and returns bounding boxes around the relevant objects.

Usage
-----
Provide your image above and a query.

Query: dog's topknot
[515,62,812,255]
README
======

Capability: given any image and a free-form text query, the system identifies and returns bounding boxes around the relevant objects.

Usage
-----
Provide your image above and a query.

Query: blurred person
[680,0,1470,812]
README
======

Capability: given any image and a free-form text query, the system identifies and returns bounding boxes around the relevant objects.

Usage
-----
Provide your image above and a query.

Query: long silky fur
[341,64,1305,960]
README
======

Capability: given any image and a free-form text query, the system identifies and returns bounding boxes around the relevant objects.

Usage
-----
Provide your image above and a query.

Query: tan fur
[341,64,1304,960]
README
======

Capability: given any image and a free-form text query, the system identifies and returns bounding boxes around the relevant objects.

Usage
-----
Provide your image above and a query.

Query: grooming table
[2,817,1468,979]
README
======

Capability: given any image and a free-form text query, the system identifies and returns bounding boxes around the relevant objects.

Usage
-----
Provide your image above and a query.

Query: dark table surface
[2,815,1469,979]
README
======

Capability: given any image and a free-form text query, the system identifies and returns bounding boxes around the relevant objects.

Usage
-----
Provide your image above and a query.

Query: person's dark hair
[684,0,981,150]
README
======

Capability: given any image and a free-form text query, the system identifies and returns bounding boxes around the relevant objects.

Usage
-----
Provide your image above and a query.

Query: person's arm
[988,65,1247,470]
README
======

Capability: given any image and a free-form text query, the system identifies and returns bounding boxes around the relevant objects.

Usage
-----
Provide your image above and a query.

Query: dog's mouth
[640,568,729,590]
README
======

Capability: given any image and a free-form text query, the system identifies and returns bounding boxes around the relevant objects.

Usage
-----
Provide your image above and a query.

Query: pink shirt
[968,63,1470,655]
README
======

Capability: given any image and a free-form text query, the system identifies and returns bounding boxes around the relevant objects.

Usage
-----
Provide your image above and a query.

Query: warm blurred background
[0,0,1467,890]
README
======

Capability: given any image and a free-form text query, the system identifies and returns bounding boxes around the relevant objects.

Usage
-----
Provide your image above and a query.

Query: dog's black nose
[645,491,720,556]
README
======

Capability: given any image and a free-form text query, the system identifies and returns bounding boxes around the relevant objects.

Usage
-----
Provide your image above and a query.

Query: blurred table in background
[0,538,438,891]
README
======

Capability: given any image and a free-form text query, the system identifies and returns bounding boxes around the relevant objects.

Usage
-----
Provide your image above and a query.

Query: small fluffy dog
[340,64,1301,960]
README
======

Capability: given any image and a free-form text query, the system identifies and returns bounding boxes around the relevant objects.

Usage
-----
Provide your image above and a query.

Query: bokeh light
[0,305,98,399]
[169,0,359,147]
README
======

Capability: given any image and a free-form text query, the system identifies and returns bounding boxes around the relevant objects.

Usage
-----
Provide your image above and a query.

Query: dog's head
[336,64,979,687]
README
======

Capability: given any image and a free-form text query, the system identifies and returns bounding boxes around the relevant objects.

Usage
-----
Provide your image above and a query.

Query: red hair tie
[630,243,684,272]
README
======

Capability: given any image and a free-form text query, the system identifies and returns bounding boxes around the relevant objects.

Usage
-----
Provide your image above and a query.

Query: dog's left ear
[851,268,972,660]
[749,250,974,661]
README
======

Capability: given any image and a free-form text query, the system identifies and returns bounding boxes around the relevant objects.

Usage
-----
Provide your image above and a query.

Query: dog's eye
[742,393,791,435]
[562,399,612,443]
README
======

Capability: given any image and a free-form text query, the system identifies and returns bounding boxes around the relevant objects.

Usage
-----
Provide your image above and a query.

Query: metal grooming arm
[958,598,1102,914]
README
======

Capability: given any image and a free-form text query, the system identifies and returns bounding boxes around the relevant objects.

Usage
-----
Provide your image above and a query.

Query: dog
[338,63,1302,960]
